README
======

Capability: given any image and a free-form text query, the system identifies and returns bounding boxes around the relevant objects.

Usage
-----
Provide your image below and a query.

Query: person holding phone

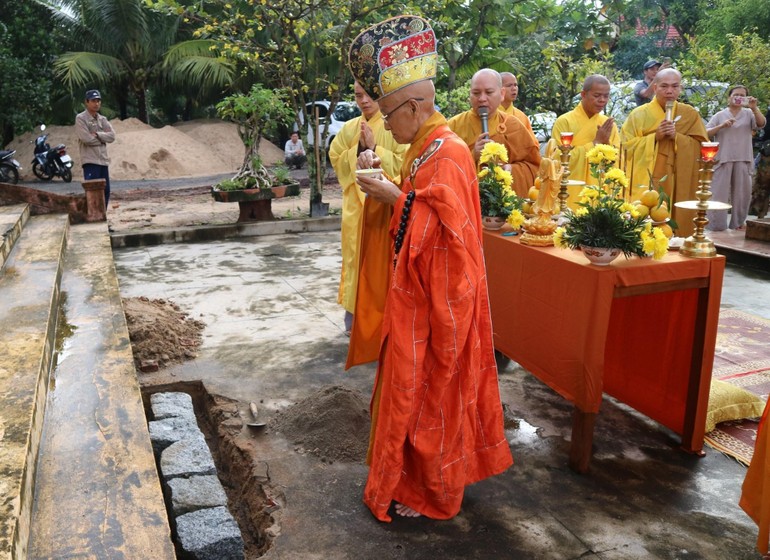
[706,85,767,230]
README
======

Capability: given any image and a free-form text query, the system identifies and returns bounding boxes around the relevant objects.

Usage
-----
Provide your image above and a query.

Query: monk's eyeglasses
[382,98,425,123]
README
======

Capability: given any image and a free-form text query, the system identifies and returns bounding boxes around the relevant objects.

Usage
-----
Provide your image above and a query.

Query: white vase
[580,245,621,266]
[482,216,506,230]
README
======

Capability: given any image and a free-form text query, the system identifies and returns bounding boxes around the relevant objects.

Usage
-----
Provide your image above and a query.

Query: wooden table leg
[568,408,596,474]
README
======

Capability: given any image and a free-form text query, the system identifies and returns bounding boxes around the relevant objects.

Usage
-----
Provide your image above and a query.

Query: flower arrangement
[553,144,668,260]
[478,142,525,229]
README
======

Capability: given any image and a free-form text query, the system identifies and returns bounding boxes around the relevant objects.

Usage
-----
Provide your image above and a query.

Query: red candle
[700,142,719,162]
[560,132,574,147]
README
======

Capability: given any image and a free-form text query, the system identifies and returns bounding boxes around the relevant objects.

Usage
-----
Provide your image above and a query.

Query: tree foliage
[0,2,58,146]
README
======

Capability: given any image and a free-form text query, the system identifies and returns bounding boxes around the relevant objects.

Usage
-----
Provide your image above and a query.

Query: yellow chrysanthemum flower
[604,168,629,188]
[586,144,619,167]
[478,168,489,179]
[553,226,567,248]
[479,142,509,165]
[494,167,513,189]
[575,207,589,217]
[578,186,600,199]
[507,209,525,229]
[653,228,669,259]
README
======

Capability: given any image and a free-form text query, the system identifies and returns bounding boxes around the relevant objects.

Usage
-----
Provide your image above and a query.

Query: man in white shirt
[284,132,307,169]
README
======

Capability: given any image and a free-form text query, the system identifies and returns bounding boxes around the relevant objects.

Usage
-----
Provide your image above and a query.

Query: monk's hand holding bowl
[357,149,380,170]
[355,173,402,206]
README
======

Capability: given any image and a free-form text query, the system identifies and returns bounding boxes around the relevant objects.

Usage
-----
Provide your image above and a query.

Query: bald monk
[621,68,708,236]
[329,81,406,346]
[448,68,541,198]
[547,75,619,209]
[500,72,537,143]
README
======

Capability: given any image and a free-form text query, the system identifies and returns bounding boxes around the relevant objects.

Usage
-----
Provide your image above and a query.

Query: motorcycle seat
[0,150,16,159]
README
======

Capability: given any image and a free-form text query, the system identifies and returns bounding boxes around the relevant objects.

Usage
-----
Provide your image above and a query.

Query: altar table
[483,232,725,473]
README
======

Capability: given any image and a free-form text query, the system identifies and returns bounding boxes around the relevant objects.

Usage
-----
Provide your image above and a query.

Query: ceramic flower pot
[481,216,506,230]
[580,245,621,266]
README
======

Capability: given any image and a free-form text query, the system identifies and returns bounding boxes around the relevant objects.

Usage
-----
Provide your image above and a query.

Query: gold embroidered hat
[348,15,438,100]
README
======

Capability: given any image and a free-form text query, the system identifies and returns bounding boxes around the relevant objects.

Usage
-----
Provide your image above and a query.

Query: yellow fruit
[634,204,650,218]
[521,201,532,214]
[534,177,542,188]
[641,189,660,208]
[650,203,670,222]
[659,224,674,238]
[528,186,540,200]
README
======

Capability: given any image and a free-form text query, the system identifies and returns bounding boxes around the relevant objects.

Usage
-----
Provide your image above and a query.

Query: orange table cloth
[484,232,725,458]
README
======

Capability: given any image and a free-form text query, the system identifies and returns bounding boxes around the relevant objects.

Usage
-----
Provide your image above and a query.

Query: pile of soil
[122,296,205,370]
[270,385,371,464]
[7,118,284,182]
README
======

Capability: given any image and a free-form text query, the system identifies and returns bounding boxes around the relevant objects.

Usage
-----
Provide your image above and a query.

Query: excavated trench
[141,380,279,559]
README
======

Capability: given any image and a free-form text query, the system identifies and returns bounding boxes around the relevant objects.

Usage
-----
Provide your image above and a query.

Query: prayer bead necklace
[393,190,416,270]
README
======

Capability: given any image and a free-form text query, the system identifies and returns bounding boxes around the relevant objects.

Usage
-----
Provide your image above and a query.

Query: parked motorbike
[32,124,73,183]
[0,149,22,184]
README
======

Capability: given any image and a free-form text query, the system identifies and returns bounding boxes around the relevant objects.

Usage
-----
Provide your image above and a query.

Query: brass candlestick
[557,132,574,213]
[675,143,729,258]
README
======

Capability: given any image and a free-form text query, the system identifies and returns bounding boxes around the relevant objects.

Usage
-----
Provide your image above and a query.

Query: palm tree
[38,0,234,122]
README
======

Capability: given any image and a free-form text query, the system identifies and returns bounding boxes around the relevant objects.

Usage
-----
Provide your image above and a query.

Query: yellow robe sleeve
[330,114,406,314]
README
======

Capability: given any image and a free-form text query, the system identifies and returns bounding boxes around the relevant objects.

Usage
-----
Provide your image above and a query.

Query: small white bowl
[355,168,382,181]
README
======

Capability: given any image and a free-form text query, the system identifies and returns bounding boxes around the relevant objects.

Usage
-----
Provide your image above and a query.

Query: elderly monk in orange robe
[621,68,708,237]
[500,71,538,144]
[741,401,770,555]
[348,15,513,522]
[448,68,541,198]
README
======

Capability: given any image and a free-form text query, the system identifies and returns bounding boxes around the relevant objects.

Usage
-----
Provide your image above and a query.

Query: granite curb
[110,215,342,248]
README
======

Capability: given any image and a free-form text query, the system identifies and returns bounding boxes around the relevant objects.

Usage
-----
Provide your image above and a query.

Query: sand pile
[7,118,284,182]
[270,385,371,464]
[123,296,205,370]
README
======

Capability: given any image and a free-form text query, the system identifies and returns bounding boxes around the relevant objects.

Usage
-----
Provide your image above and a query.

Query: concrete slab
[27,222,175,560]
[113,231,769,560]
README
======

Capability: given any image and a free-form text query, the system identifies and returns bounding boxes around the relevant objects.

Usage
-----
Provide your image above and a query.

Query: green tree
[216,84,293,184]
[0,2,58,146]
[41,0,234,122]
[699,0,770,45]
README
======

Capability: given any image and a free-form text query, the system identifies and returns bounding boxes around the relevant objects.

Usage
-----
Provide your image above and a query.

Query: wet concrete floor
[113,231,768,560]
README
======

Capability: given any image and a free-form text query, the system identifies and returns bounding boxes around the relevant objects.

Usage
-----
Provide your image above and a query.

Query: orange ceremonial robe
[502,104,538,144]
[741,401,770,555]
[621,101,707,237]
[363,112,513,522]
[448,108,541,198]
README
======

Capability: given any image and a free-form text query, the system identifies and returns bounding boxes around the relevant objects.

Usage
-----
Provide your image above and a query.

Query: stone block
[167,475,228,516]
[160,437,216,480]
[151,391,196,421]
[746,218,770,241]
[148,415,205,453]
[176,506,244,560]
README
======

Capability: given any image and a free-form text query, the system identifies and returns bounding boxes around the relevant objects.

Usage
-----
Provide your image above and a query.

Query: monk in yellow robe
[547,75,619,209]
[448,68,541,198]
[329,81,406,352]
[500,72,538,145]
[620,68,708,236]
[741,401,770,555]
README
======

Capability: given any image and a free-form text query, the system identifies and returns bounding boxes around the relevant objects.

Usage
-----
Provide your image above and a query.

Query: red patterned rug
[705,310,770,465]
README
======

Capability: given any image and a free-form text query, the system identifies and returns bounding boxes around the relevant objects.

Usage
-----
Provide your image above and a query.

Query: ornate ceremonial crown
[348,15,438,100]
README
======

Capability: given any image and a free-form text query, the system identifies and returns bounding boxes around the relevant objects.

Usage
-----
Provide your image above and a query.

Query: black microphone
[478,107,489,135]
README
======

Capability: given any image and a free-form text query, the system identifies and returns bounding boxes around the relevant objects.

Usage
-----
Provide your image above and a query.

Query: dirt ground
[108,180,343,233]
